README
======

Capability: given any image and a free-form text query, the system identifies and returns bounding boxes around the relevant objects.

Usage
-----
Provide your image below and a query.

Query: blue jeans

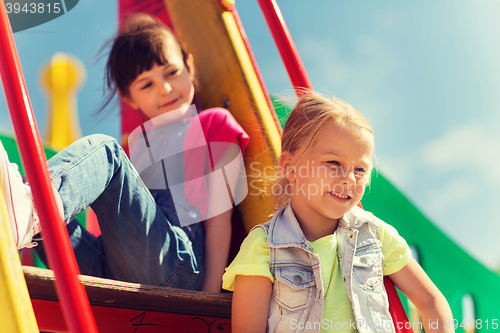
[34,134,205,290]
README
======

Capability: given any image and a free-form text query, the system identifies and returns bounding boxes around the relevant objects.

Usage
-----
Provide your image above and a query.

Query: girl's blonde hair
[273,91,373,210]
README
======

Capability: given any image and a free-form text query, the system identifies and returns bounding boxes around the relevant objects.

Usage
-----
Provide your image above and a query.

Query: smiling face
[123,35,195,120]
[282,123,374,241]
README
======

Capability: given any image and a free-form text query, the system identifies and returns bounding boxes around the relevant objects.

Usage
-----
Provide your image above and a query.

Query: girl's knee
[84,134,123,153]
[75,134,124,161]
[84,134,118,147]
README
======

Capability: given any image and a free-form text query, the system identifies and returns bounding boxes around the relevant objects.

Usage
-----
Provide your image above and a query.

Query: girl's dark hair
[97,13,190,114]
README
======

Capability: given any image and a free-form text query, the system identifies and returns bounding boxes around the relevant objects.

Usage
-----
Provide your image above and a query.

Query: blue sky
[1,0,500,270]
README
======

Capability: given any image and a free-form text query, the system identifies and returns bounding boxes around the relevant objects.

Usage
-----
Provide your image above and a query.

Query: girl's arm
[389,258,455,333]
[201,138,241,293]
[201,206,232,293]
[232,275,272,332]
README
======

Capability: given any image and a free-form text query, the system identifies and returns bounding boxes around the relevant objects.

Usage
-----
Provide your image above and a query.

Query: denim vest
[256,204,394,333]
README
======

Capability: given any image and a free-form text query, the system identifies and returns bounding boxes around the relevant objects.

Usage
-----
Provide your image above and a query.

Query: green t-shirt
[223,219,411,333]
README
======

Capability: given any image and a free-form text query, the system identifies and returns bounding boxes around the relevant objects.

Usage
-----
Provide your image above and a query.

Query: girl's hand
[232,275,272,333]
[389,258,455,333]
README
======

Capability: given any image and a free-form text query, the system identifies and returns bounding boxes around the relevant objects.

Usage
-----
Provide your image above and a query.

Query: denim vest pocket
[352,245,383,292]
[275,268,315,312]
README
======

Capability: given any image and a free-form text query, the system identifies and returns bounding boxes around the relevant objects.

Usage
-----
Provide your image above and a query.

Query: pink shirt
[184,108,249,219]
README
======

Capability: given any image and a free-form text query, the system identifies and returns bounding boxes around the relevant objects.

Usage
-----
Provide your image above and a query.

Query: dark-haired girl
[3,13,248,293]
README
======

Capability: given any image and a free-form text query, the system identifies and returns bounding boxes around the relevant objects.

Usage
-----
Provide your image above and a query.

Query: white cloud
[423,178,476,213]
[377,123,500,269]
[297,37,351,87]
[422,124,500,186]
[376,153,416,190]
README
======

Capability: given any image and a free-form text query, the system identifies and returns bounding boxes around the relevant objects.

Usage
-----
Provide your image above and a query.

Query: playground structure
[1,0,500,332]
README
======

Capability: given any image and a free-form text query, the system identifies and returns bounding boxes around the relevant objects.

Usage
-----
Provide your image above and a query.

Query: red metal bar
[257,0,313,95]
[384,277,414,332]
[0,2,98,332]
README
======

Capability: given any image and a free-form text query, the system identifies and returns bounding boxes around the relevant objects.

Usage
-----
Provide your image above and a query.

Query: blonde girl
[223,92,453,332]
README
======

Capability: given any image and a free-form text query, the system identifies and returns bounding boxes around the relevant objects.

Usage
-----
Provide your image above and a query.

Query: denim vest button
[360,256,367,263]
[293,275,302,284]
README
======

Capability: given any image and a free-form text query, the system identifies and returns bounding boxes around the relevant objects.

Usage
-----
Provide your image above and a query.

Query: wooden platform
[24,266,232,332]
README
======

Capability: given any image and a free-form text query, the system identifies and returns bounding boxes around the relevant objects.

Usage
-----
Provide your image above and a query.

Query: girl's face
[123,36,195,120]
[282,123,374,240]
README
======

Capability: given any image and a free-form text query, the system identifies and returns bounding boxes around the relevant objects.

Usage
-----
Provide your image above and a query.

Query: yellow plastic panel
[0,171,38,331]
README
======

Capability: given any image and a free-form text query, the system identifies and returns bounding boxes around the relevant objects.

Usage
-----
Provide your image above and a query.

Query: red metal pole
[384,277,414,332]
[0,2,98,332]
[256,0,313,96]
